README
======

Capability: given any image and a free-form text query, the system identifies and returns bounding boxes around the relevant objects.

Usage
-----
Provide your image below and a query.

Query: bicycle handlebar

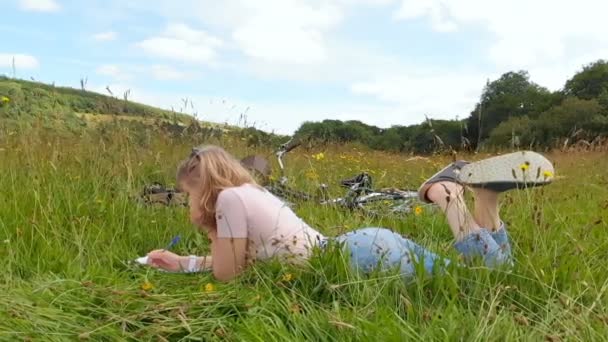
[280,138,301,153]
[276,138,301,173]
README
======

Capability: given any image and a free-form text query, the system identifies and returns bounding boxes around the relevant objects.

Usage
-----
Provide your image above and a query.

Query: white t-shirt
[214,183,326,262]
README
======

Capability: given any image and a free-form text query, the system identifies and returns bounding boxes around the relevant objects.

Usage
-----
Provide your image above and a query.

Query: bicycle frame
[275,137,299,186]
[269,138,420,214]
[274,138,374,200]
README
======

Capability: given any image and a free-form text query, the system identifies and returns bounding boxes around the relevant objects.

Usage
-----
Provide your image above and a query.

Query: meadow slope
[1,122,607,341]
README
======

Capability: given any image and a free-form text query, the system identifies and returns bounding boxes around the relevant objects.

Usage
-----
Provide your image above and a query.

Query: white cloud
[231,0,342,64]
[233,26,327,65]
[351,70,490,121]
[19,0,60,12]
[0,53,39,69]
[136,23,222,65]
[131,0,344,65]
[93,31,117,42]
[96,64,120,76]
[393,0,608,70]
[150,65,190,80]
[96,64,132,81]
[394,0,456,32]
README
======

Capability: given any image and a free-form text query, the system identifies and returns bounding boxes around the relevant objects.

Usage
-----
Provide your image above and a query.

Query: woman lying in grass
[145,146,555,281]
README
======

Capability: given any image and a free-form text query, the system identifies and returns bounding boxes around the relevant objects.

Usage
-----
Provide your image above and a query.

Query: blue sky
[2,0,607,134]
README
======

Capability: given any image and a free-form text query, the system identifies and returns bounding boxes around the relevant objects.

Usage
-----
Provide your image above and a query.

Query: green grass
[1,121,607,341]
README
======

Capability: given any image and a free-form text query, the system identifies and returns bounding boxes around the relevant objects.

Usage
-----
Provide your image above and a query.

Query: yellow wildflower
[312,152,325,161]
[204,283,216,292]
[519,163,529,171]
[141,281,154,291]
[282,273,294,282]
[414,206,423,216]
[0,96,9,104]
[543,170,553,179]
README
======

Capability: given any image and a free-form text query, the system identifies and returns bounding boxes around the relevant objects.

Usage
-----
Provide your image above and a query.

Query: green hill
[0,76,288,149]
[0,76,196,124]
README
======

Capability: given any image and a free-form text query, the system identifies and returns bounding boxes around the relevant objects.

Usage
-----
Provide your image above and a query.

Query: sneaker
[418,151,555,202]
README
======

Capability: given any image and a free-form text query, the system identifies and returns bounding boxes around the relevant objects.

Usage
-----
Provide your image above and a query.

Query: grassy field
[1,121,607,341]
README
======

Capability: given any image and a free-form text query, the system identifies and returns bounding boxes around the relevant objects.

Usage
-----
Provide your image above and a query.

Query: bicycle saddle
[340,172,373,188]
[140,183,188,206]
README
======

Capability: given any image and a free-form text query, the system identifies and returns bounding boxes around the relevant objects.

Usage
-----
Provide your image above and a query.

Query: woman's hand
[147,250,187,272]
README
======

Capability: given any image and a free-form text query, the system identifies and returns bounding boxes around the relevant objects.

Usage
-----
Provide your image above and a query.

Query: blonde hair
[176,145,257,228]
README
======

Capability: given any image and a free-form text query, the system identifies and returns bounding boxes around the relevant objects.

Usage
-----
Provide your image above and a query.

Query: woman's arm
[177,254,213,272]
[174,229,216,272]
[185,228,249,280]
[147,230,215,273]
[147,250,211,273]
[210,237,248,282]
[211,188,250,281]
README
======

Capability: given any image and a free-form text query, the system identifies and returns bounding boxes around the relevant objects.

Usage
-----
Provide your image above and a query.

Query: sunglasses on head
[190,147,202,159]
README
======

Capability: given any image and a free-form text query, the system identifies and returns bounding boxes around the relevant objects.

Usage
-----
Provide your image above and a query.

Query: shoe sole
[457,151,555,192]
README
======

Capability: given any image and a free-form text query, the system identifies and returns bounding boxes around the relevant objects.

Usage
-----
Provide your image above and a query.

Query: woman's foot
[418,160,469,203]
[425,181,482,240]
[418,151,555,202]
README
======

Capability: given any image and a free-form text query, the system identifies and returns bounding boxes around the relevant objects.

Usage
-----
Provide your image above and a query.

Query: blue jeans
[328,225,512,277]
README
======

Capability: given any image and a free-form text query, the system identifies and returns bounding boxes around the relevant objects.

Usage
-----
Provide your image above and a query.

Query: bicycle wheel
[354,190,427,217]
[265,182,316,207]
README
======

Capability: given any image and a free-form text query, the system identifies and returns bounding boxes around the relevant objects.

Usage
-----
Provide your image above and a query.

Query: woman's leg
[419,151,555,267]
[472,187,501,231]
[335,228,449,277]
[426,181,509,267]
[472,187,512,257]
[426,181,481,241]
[425,181,503,236]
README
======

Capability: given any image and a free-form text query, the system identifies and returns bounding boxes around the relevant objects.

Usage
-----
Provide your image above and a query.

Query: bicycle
[241,138,428,217]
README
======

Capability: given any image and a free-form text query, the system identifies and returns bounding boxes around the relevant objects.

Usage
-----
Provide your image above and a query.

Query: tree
[371,125,416,152]
[530,97,606,146]
[466,71,554,148]
[294,119,379,144]
[487,116,533,148]
[426,119,464,151]
[564,60,608,100]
